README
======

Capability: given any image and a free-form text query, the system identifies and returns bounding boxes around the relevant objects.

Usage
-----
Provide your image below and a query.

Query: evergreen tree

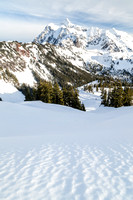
[19,84,36,101]
[36,81,53,103]
[72,88,82,110]
[81,103,86,111]
[52,82,64,105]
[101,89,107,106]
[84,85,93,93]
[62,87,69,106]
[112,82,123,108]
[123,87,132,106]
[88,85,93,93]
[63,86,85,111]
[102,81,127,108]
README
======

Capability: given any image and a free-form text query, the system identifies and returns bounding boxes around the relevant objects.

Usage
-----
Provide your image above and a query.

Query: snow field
[0,86,133,199]
[0,142,133,200]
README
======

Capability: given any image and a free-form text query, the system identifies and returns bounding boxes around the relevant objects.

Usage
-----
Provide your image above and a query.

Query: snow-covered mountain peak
[33,20,133,80]
[34,20,133,52]
[62,18,73,27]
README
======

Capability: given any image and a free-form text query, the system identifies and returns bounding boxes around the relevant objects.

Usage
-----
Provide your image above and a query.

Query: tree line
[101,81,133,108]
[19,81,86,111]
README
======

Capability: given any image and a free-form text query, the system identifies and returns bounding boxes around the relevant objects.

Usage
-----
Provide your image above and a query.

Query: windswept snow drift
[0,99,133,200]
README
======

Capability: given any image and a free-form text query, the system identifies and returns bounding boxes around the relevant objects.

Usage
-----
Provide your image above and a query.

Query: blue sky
[0,0,133,42]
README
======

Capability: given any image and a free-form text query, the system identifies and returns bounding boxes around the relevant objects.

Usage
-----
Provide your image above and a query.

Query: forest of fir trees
[83,78,133,108]
[19,81,86,111]
[19,78,133,110]
[101,81,133,108]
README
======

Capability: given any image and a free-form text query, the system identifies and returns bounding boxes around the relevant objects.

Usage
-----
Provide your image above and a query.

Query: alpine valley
[0,18,133,92]
[1,19,133,200]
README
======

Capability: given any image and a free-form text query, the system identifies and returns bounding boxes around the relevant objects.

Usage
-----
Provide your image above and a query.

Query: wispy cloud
[0,0,133,41]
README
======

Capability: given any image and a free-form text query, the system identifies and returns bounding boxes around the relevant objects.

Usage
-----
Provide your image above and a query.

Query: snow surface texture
[1,142,133,200]
[0,86,133,200]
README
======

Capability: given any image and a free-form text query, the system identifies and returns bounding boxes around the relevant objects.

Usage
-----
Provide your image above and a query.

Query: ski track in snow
[0,144,133,200]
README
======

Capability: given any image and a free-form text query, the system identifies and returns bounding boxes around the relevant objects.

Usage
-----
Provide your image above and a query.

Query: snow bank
[0,80,25,102]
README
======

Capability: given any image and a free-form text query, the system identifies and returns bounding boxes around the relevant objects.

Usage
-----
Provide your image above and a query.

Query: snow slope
[78,82,101,111]
[0,99,133,200]
[0,80,25,102]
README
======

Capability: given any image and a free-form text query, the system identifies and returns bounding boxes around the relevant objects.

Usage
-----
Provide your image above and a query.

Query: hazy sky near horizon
[0,0,133,42]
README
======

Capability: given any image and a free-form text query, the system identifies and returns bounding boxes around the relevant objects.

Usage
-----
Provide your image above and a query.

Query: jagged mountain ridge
[34,19,133,81]
[34,18,133,52]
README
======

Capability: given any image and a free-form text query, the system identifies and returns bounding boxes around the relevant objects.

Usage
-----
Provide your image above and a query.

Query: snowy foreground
[0,87,133,199]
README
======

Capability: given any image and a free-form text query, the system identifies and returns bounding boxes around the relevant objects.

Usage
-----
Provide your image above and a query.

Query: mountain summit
[34,19,133,53]
[62,18,73,27]
[33,20,133,80]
